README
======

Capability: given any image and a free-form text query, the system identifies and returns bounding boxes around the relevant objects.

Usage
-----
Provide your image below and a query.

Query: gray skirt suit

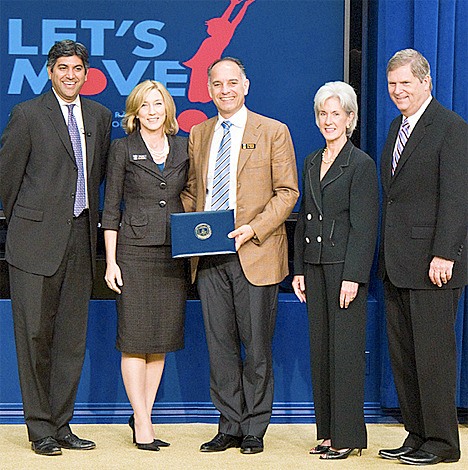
[102,132,188,354]
[294,140,379,448]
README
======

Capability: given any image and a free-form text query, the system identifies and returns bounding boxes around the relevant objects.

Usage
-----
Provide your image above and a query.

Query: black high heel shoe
[129,414,136,443]
[128,414,171,447]
[320,448,362,460]
[136,440,160,451]
[309,444,331,454]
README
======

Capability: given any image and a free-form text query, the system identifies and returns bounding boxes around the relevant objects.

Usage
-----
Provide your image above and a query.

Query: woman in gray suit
[102,80,188,451]
[293,82,378,459]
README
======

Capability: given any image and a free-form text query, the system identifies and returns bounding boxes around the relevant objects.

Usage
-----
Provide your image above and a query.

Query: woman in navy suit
[293,82,378,459]
[102,80,188,451]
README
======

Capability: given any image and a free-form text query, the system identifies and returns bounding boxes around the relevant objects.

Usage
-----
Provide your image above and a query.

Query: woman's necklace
[322,148,335,164]
[144,134,169,164]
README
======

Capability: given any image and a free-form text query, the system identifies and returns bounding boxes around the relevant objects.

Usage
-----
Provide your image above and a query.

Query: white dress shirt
[393,95,432,155]
[204,105,248,212]
[53,89,89,208]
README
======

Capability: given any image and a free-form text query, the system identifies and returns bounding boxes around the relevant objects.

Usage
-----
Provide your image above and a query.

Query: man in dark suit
[182,57,298,454]
[378,49,467,465]
[0,40,112,456]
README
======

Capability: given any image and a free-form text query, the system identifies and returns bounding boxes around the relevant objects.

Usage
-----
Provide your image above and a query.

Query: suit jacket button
[317,236,322,243]
[307,213,312,220]
[159,200,167,207]
[67,219,72,225]
[319,214,323,221]
[160,182,166,189]
[305,237,310,244]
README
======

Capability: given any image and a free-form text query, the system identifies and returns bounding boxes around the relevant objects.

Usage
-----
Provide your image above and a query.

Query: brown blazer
[181,109,299,286]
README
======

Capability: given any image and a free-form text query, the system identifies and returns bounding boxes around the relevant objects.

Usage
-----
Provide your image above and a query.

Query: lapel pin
[241,143,256,149]
[132,154,147,160]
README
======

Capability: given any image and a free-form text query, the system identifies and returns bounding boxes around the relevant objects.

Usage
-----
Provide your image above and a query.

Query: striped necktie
[211,120,232,211]
[67,104,86,216]
[392,117,410,175]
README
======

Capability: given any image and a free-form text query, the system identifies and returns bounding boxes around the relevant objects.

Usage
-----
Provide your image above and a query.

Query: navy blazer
[294,140,379,283]
[101,132,188,246]
[379,98,468,289]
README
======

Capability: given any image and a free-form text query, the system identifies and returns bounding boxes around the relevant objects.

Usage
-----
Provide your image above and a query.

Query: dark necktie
[67,104,86,216]
[211,120,232,211]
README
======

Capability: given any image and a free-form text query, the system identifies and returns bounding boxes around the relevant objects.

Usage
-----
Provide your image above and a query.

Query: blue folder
[171,209,236,258]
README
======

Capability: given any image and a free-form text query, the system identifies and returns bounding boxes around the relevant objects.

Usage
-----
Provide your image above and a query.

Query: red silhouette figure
[184,0,255,103]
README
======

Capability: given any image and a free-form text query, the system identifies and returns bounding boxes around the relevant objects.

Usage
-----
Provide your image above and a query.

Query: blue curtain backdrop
[363,0,468,408]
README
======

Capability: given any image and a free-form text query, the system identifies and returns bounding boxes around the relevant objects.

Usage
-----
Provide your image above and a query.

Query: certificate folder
[171,209,236,258]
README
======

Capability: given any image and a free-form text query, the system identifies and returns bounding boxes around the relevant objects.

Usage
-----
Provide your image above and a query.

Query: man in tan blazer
[182,57,298,454]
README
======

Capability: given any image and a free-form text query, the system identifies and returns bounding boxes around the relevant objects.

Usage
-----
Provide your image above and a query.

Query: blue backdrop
[0,0,349,423]
[0,0,467,421]
[363,0,468,408]
[0,0,346,194]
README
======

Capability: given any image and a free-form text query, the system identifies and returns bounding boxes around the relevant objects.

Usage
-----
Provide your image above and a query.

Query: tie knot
[222,120,232,130]
[401,118,410,130]
[67,104,75,115]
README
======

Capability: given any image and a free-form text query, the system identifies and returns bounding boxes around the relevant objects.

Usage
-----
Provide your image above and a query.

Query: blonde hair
[123,80,179,135]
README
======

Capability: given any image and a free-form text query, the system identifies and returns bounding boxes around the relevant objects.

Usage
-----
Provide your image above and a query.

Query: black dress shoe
[399,449,459,465]
[31,436,62,456]
[200,432,242,452]
[240,435,264,454]
[56,432,96,450]
[379,445,415,460]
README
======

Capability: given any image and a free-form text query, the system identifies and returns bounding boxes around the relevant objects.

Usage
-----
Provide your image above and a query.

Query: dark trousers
[197,254,279,438]
[384,280,461,459]
[304,263,367,449]
[9,213,93,441]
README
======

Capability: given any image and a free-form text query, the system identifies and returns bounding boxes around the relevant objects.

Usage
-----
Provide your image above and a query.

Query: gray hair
[386,48,432,91]
[313,81,358,137]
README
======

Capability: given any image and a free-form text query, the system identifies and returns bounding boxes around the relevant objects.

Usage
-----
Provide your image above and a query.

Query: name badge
[132,154,147,161]
[242,143,256,149]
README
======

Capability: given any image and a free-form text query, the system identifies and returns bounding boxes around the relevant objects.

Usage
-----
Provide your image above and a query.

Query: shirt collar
[405,95,432,128]
[215,105,248,130]
[52,88,82,110]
